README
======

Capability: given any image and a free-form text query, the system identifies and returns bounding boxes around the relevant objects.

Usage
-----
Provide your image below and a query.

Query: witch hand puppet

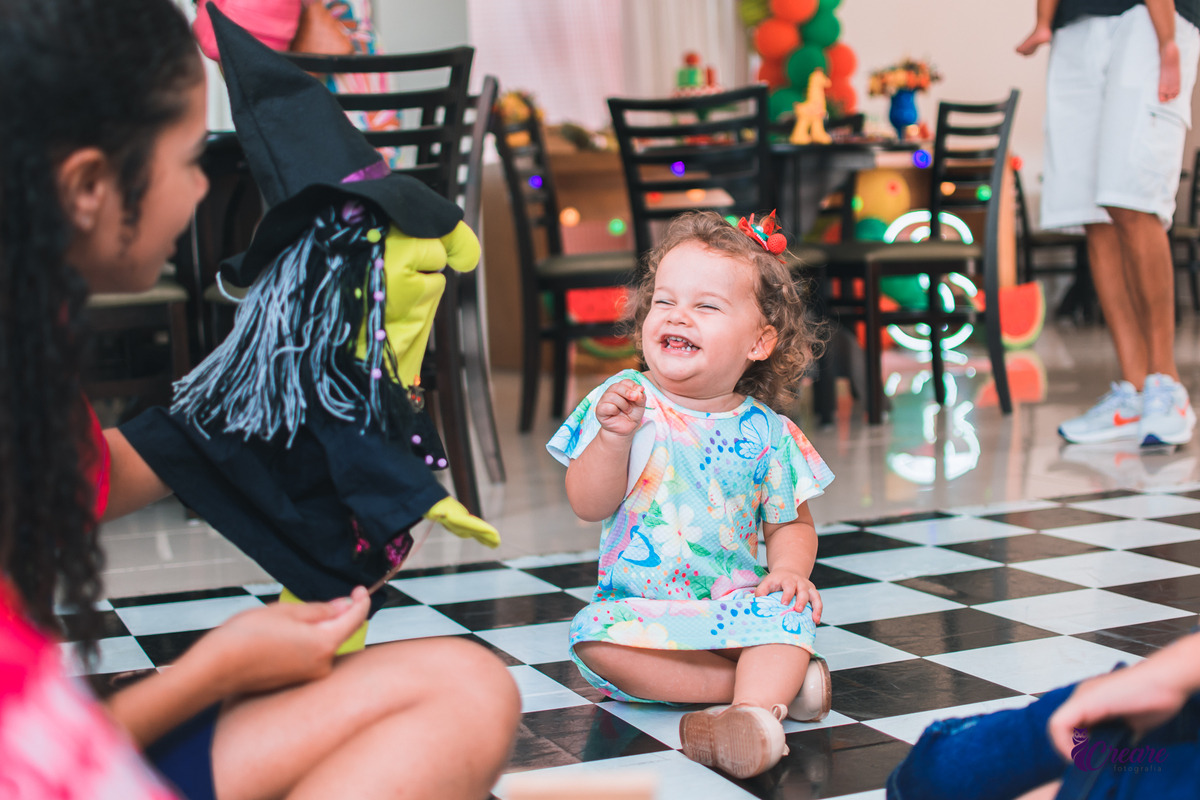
[120,5,497,613]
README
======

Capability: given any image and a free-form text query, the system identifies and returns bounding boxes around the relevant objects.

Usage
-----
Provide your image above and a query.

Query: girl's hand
[196,586,371,696]
[595,379,646,437]
[755,570,822,623]
[1047,661,1191,760]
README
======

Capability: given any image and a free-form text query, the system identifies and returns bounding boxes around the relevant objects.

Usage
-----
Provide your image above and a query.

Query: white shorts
[1042,5,1200,230]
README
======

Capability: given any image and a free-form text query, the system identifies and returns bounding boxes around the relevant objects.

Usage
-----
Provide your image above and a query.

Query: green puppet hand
[423,496,500,548]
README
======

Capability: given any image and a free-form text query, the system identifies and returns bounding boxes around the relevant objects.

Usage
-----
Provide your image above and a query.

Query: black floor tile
[982,507,1124,530]
[1129,539,1200,568]
[398,560,509,578]
[815,531,919,558]
[831,660,1020,721]
[896,566,1084,605]
[843,510,954,527]
[522,561,600,590]
[432,592,588,631]
[1148,511,1200,530]
[1106,573,1200,613]
[507,705,670,771]
[60,609,130,641]
[945,533,1107,563]
[107,586,251,608]
[1048,490,1138,503]
[839,607,1058,656]
[810,561,877,589]
[722,723,910,799]
[449,633,525,666]
[83,668,157,700]
[376,584,420,608]
[1071,616,1199,658]
[136,629,207,666]
[532,660,611,703]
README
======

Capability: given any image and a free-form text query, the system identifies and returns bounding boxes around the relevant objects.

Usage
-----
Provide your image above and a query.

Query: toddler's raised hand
[595,379,646,437]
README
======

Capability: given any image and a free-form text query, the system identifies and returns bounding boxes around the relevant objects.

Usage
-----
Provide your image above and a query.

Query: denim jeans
[887,684,1200,800]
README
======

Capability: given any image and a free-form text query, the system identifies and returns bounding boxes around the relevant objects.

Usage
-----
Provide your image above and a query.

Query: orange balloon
[757,58,787,90]
[824,42,857,82]
[827,79,857,115]
[754,17,801,60]
[770,0,818,24]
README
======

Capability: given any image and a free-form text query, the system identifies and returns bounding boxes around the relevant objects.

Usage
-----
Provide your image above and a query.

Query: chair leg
[460,280,506,483]
[550,293,570,419]
[519,296,541,433]
[982,266,1012,415]
[432,279,483,516]
[810,268,836,426]
[927,274,946,407]
[864,265,884,425]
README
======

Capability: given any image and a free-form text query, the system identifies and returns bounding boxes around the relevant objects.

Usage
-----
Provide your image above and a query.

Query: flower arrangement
[867,58,942,97]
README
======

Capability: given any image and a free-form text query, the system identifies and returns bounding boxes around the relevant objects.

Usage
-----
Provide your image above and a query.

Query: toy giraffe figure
[790,68,833,145]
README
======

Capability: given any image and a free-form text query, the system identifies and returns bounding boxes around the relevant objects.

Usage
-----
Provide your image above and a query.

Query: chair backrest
[608,84,774,259]
[458,75,499,231]
[285,47,474,201]
[492,91,568,290]
[927,91,1020,274]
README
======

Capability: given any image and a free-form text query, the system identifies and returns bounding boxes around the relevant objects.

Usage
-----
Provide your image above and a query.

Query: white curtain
[619,0,747,100]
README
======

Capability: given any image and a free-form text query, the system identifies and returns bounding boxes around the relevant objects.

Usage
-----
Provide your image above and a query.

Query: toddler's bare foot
[1016,26,1051,56]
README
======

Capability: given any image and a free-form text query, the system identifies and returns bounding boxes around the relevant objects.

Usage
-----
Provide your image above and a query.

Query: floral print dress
[547,370,834,702]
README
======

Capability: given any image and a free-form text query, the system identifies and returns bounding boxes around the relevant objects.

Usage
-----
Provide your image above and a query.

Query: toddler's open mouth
[663,335,698,352]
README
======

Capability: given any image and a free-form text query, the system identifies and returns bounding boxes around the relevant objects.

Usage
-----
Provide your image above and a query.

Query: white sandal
[786,654,832,722]
[678,703,787,779]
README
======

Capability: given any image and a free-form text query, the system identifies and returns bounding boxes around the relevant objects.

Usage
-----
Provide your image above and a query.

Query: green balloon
[880,276,930,311]
[785,45,828,94]
[800,9,841,49]
[818,0,842,11]
[768,87,805,121]
[855,217,888,241]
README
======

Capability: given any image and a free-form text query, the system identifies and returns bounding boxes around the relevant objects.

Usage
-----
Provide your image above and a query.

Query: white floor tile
[502,550,599,569]
[927,636,1143,694]
[975,589,1192,635]
[475,621,574,664]
[814,626,919,671]
[565,586,598,603]
[363,605,469,644]
[494,750,759,800]
[1013,550,1200,588]
[114,594,264,636]
[389,568,560,604]
[864,695,1037,744]
[1040,519,1200,548]
[61,636,154,677]
[820,546,1000,582]
[1066,494,1200,519]
[243,581,283,596]
[507,664,590,713]
[866,517,1033,545]
[817,583,964,626]
[940,499,1062,517]
[817,522,861,535]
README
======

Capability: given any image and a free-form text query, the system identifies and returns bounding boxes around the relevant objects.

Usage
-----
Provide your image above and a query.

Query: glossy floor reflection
[90,311,1200,797]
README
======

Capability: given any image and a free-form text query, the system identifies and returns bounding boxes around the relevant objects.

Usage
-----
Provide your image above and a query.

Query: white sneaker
[1058,382,1142,444]
[1139,374,1195,446]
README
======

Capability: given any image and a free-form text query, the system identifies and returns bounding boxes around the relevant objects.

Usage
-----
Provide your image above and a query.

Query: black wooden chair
[607,85,777,261]
[1013,167,1093,321]
[492,92,639,432]
[814,91,1020,425]
[282,47,484,513]
[440,75,504,483]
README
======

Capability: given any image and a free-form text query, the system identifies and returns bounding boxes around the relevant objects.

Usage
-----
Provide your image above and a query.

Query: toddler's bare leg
[732,644,811,710]
[575,641,737,703]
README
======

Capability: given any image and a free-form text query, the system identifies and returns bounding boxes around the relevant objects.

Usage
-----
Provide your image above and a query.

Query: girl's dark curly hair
[0,0,203,651]
[625,211,825,412]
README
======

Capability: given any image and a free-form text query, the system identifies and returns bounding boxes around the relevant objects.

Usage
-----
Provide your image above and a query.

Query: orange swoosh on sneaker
[1112,412,1140,426]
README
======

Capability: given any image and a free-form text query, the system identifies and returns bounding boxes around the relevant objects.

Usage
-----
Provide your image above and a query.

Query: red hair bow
[737,211,787,260]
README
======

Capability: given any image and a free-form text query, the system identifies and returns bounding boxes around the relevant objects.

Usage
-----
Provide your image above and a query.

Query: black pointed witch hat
[208,2,463,286]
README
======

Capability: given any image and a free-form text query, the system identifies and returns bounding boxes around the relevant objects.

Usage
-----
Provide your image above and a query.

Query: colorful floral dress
[547,370,834,702]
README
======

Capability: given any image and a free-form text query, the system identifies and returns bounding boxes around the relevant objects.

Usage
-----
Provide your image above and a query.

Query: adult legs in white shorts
[1045,5,1199,447]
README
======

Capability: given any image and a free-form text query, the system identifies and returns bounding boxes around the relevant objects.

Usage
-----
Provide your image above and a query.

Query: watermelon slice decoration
[563,287,635,359]
[971,281,1045,350]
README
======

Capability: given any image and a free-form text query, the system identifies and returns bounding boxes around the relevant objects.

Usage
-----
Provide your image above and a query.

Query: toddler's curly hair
[624,211,825,411]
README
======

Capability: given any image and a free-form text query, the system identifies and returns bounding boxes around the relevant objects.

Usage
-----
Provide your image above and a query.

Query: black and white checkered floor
[65,487,1200,799]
